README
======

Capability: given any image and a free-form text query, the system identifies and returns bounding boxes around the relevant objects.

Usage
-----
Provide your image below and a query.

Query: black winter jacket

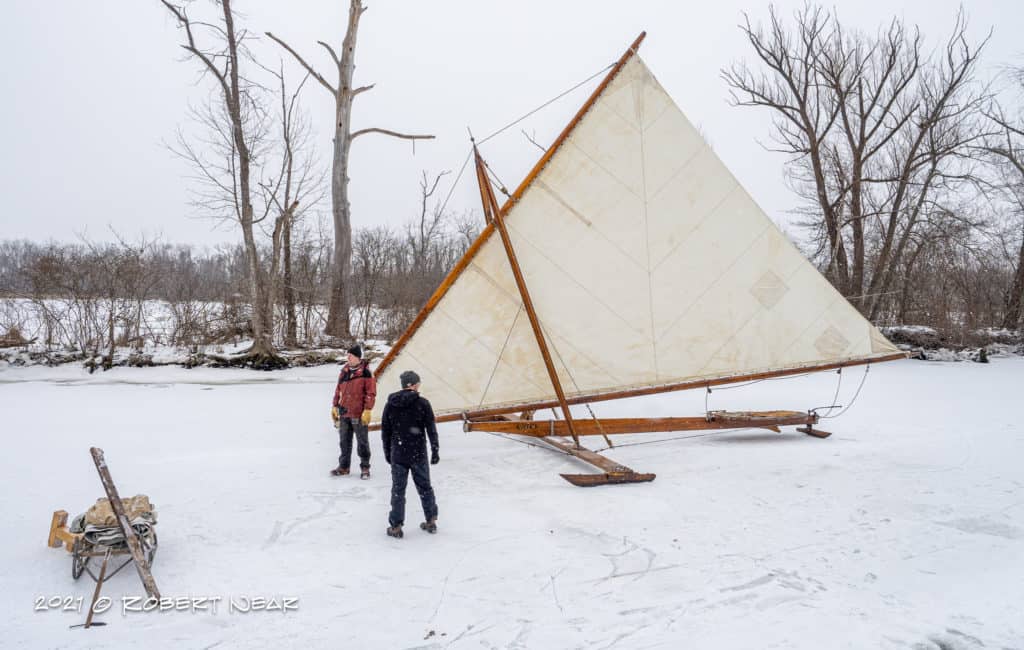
[380,389,439,467]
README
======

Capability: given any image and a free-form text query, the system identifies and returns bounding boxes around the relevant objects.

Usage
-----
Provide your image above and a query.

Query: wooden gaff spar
[370,33,906,486]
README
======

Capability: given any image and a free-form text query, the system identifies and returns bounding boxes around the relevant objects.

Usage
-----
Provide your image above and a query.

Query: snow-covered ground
[1,358,1021,648]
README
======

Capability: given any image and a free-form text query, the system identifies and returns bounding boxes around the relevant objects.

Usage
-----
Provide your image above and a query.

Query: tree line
[723,5,1023,335]
[0,199,476,363]
[2,3,1022,364]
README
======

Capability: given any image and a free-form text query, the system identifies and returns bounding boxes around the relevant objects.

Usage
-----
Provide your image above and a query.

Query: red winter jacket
[332,360,376,417]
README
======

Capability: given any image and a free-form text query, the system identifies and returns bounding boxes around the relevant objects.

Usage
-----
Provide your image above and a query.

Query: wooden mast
[473,145,582,448]
[374,32,647,382]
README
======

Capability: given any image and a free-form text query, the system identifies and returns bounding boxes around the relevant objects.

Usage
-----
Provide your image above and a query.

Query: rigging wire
[435,60,615,227]
[702,369,829,414]
[437,148,473,218]
[477,62,616,145]
[811,368,843,417]
[478,429,572,455]
[592,427,764,453]
[816,364,871,419]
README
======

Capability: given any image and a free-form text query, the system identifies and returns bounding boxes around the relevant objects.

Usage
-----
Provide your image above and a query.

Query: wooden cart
[48,510,157,582]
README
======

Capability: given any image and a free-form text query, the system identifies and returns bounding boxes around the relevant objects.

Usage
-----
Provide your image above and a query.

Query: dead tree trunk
[267,0,433,341]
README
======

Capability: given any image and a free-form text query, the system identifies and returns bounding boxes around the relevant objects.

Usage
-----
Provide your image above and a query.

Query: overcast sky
[1,1,1021,248]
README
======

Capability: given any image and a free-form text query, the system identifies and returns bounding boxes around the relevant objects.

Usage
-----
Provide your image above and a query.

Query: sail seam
[432,303,553,399]
[563,137,644,201]
[646,143,708,203]
[654,220,772,344]
[649,178,739,273]
[689,229,806,375]
[534,179,648,272]
[399,347,477,408]
[504,219,646,341]
[637,72,660,381]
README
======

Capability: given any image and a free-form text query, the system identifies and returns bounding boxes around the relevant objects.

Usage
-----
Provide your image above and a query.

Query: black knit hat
[347,344,362,359]
[400,370,421,388]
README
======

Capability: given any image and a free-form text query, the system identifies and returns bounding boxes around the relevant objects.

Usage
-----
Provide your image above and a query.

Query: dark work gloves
[431,449,440,465]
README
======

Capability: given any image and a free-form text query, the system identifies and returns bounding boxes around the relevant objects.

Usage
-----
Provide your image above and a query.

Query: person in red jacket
[330,344,377,479]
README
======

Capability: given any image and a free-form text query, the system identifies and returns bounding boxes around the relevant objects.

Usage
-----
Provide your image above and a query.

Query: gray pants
[338,418,370,470]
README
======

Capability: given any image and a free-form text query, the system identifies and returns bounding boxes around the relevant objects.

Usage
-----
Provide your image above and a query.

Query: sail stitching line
[477,304,525,407]
[432,303,552,398]
[468,249,627,396]
[541,323,627,389]
[505,220,646,340]
[636,73,660,381]
[649,180,739,273]
[653,221,770,344]
[594,77,644,134]
[645,143,708,203]
[776,293,847,359]
[690,229,808,376]
[637,94,675,139]
[534,179,649,272]
[563,138,644,201]
[399,347,477,408]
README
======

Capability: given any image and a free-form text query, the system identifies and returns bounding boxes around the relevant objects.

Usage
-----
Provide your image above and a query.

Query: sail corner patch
[814,326,852,358]
[749,270,789,309]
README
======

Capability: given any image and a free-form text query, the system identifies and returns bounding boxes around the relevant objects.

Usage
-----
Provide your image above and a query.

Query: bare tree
[266,0,433,340]
[159,0,322,365]
[722,5,990,319]
[982,79,1024,330]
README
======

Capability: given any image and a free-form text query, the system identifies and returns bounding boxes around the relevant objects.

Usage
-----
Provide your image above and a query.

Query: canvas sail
[371,52,901,421]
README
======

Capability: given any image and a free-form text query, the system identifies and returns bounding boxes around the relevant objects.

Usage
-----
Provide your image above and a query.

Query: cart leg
[84,549,112,629]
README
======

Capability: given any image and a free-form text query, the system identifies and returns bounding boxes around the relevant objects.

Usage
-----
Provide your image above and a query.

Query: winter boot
[386,525,403,539]
[330,467,350,476]
[420,518,437,534]
[360,467,370,480]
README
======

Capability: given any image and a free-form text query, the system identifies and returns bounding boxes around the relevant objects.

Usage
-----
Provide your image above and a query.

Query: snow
[1,358,1022,648]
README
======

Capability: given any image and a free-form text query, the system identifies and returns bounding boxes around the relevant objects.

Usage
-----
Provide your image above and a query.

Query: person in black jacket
[380,370,439,539]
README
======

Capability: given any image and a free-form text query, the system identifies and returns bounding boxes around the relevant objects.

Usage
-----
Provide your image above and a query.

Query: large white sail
[372,53,900,420]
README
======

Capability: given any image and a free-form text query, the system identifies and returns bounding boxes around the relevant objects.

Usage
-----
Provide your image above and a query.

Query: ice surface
[1,358,1021,648]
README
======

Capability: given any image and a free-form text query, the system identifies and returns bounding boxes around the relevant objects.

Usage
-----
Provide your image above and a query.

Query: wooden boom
[466,410,817,437]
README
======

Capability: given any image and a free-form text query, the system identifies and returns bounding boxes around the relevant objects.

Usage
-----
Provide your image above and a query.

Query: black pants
[389,460,438,527]
[338,418,370,470]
